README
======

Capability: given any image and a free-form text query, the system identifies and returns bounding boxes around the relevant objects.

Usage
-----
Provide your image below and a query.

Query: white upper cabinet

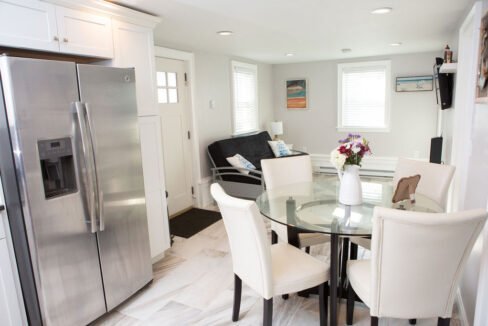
[56,7,113,58]
[0,0,113,58]
[0,0,59,52]
[112,20,157,116]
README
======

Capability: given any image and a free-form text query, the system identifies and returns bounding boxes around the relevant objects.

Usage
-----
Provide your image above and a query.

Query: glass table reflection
[256,178,443,326]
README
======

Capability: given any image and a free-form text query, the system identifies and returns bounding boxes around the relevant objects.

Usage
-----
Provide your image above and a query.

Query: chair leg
[263,298,273,326]
[232,274,242,322]
[409,319,417,324]
[305,246,310,254]
[438,317,450,326]
[281,294,289,300]
[319,283,328,326]
[271,230,278,245]
[371,316,379,326]
[346,282,355,325]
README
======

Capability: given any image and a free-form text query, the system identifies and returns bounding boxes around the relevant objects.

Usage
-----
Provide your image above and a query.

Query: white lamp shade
[271,121,283,136]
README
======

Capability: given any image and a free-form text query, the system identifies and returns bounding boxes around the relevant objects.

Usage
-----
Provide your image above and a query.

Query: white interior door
[155,57,193,216]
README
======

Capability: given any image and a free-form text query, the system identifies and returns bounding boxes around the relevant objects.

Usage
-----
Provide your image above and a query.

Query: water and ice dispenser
[38,138,77,199]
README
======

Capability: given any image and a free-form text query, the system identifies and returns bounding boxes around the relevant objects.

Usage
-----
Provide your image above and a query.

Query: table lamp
[271,121,283,140]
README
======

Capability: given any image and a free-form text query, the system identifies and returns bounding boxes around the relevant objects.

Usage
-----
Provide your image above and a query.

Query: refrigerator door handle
[73,102,98,233]
[84,103,104,232]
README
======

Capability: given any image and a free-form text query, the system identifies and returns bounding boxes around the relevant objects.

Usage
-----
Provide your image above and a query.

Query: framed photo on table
[286,79,308,109]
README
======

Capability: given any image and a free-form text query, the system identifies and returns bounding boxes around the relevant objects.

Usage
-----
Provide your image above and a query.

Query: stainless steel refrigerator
[0,56,153,325]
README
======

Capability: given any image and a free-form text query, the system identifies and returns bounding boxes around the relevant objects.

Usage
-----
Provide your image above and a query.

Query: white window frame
[231,60,259,136]
[337,60,391,133]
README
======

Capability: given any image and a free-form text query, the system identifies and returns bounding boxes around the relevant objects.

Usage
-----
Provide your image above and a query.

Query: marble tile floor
[93,216,461,326]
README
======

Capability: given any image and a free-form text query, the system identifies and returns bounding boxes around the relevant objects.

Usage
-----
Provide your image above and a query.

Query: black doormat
[170,208,222,238]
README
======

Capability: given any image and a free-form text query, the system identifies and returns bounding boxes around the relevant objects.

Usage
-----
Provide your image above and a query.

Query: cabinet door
[56,6,113,58]
[0,239,24,326]
[0,0,59,52]
[112,20,158,116]
[138,116,171,259]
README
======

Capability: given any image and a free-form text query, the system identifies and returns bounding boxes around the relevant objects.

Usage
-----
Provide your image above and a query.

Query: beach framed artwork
[396,76,433,92]
[286,79,308,109]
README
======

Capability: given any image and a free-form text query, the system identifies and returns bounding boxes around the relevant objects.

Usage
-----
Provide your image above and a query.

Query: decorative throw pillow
[226,154,256,175]
[268,140,291,157]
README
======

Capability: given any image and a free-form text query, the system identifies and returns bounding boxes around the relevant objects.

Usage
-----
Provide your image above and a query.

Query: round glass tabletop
[256,178,444,236]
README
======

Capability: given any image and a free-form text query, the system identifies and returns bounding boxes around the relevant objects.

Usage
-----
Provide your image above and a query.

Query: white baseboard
[151,251,166,264]
[456,288,470,326]
[196,176,213,208]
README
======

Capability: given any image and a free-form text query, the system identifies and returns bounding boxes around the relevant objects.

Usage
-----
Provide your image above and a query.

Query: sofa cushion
[226,154,257,175]
[208,131,275,170]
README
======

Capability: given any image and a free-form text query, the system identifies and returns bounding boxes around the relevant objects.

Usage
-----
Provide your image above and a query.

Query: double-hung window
[231,61,258,135]
[337,60,391,132]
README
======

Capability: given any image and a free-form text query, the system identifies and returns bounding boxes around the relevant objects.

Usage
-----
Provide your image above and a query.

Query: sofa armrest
[289,150,308,156]
[211,167,263,183]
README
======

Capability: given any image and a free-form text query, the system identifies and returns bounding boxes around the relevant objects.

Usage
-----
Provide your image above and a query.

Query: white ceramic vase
[338,164,363,205]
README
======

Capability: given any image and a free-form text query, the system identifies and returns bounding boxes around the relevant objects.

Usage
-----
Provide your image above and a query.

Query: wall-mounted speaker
[430,137,443,164]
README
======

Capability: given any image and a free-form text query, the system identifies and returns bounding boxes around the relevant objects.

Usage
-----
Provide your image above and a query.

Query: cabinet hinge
[191,186,194,195]
[184,73,188,86]
[187,130,191,139]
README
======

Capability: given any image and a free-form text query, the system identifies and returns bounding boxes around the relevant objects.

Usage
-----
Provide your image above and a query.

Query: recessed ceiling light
[285,53,294,57]
[217,31,233,36]
[341,48,352,53]
[371,7,392,14]
[390,42,402,47]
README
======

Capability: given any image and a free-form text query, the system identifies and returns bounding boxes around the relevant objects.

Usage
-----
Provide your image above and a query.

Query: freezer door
[0,57,106,325]
[77,65,152,310]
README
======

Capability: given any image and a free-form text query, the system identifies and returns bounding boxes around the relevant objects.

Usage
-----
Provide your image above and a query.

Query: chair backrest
[370,207,487,319]
[261,155,313,243]
[261,155,313,190]
[393,158,455,209]
[210,183,273,298]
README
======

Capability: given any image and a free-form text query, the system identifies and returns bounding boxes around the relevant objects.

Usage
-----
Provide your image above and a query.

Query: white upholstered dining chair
[346,207,487,326]
[351,158,456,251]
[261,155,330,251]
[393,158,455,210]
[210,183,329,326]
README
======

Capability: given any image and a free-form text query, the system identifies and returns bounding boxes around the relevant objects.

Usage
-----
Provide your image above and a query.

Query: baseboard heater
[317,166,394,178]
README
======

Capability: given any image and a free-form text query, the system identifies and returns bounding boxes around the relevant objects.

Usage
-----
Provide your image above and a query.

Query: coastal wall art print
[286,79,308,109]
[396,76,433,92]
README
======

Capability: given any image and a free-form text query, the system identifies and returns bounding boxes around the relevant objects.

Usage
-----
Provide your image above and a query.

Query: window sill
[336,127,390,133]
[232,129,260,137]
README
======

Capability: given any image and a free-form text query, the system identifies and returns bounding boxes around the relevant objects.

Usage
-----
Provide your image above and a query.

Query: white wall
[272,52,440,159]
[193,51,273,179]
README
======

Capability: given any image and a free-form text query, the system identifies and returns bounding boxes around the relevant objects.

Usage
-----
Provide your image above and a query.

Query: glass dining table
[256,177,443,326]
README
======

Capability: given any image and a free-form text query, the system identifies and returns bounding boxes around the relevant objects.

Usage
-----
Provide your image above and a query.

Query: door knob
[0,205,4,211]
[63,38,69,43]
[53,36,59,41]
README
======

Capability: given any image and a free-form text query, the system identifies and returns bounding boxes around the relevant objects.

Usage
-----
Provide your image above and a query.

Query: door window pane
[157,72,166,87]
[167,72,177,87]
[157,88,168,103]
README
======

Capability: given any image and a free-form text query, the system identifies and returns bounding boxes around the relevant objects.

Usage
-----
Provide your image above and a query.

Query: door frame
[154,46,202,207]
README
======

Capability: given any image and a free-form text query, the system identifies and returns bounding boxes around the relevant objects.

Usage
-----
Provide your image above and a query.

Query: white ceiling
[112,0,474,64]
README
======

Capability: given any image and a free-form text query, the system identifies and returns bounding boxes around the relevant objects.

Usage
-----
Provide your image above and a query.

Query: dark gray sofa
[207,131,305,199]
